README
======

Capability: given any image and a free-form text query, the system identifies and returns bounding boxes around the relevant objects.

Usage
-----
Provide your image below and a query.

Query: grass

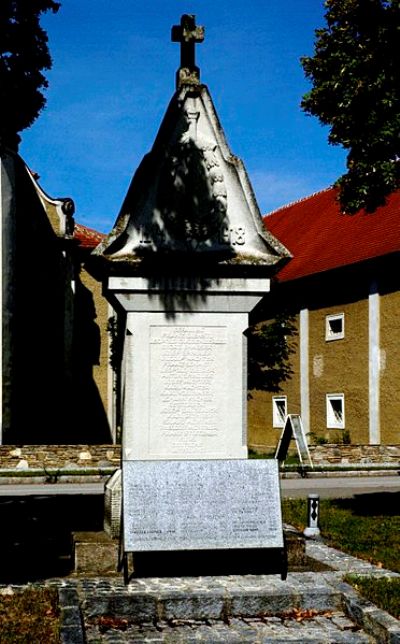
[0,586,59,644]
[282,497,400,619]
[345,575,400,620]
[282,497,400,572]
[248,448,302,466]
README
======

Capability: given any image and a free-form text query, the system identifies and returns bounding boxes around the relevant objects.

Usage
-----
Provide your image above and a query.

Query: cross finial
[171,15,204,89]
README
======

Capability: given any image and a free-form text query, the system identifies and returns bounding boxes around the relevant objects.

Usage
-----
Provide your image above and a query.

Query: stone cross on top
[171,14,204,89]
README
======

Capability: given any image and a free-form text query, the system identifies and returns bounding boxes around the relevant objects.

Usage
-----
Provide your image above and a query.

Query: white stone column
[299,308,310,436]
[369,280,380,444]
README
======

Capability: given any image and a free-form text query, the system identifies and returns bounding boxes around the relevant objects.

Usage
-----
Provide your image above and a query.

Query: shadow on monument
[127,548,287,578]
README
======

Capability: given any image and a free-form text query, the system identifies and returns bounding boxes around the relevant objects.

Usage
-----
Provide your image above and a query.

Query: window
[325,313,344,341]
[272,396,287,428]
[326,394,345,428]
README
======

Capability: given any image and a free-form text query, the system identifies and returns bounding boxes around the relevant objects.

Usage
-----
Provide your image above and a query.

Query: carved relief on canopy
[156,106,228,250]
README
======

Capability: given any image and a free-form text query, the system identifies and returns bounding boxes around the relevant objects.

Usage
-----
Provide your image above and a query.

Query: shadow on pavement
[333,491,400,516]
[0,495,103,583]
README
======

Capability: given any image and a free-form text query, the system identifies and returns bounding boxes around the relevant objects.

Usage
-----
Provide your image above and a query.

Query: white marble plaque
[122,312,248,461]
[149,326,227,457]
[122,459,284,552]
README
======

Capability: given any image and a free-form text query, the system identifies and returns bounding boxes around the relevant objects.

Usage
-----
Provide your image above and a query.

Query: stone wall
[0,444,398,472]
[309,444,400,466]
[0,445,121,471]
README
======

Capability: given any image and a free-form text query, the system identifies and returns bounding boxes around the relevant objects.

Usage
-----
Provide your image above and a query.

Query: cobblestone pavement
[84,612,373,643]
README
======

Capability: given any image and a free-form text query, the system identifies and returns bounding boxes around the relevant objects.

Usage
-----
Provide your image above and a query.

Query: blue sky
[20,0,346,233]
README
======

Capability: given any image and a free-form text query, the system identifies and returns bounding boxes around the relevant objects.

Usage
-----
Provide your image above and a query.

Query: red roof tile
[264,188,400,282]
[74,223,105,250]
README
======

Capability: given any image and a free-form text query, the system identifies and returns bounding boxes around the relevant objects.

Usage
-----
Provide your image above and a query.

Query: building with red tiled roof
[74,223,106,250]
[265,187,400,282]
[248,187,400,451]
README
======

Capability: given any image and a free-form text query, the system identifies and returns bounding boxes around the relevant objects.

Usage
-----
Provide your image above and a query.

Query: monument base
[121,459,287,582]
[72,531,119,576]
[70,527,313,577]
[123,547,287,581]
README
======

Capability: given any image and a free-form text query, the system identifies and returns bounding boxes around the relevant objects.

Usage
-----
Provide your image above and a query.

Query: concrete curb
[281,468,400,478]
[305,541,400,643]
[335,580,400,644]
[0,465,398,485]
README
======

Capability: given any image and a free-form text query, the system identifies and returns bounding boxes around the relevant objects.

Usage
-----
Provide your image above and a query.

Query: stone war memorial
[94,14,291,580]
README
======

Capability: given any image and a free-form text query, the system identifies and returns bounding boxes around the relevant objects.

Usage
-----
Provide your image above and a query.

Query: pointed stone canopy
[95,16,290,272]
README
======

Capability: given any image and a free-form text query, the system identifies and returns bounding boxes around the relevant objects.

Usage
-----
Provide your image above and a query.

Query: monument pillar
[107,276,270,461]
[95,14,291,576]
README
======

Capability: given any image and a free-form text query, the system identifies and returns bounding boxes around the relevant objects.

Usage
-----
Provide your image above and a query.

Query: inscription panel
[123,459,283,552]
[138,225,246,247]
[149,326,227,457]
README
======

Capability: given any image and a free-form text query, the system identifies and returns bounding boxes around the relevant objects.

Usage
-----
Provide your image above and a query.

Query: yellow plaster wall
[44,202,61,236]
[248,319,300,452]
[80,268,111,417]
[380,289,400,444]
[308,299,369,443]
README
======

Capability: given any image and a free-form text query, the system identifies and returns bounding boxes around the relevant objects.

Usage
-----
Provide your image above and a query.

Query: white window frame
[326,393,345,429]
[272,396,287,428]
[325,313,345,341]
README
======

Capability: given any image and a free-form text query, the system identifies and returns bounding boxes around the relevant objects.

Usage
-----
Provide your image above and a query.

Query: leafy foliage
[301,0,400,213]
[0,0,60,149]
[247,311,296,393]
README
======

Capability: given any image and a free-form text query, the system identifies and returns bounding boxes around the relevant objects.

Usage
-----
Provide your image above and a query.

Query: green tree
[301,0,400,213]
[0,0,60,150]
[247,312,296,394]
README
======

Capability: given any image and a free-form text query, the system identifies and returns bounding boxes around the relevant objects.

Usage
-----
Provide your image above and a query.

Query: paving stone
[161,593,225,620]
[59,625,86,644]
[60,606,82,628]
[82,612,374,642]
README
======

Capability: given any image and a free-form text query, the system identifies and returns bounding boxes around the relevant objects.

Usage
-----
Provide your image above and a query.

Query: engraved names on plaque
[149,326,227,457]
[123,459,284,552]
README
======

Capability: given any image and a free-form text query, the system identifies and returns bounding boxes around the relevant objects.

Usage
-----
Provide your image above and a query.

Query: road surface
[281,475,400,498]
[0,475,399,499]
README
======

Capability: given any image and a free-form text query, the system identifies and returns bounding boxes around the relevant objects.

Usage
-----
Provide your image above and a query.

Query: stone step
[51,568,400,643]
[79,573,342,623]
